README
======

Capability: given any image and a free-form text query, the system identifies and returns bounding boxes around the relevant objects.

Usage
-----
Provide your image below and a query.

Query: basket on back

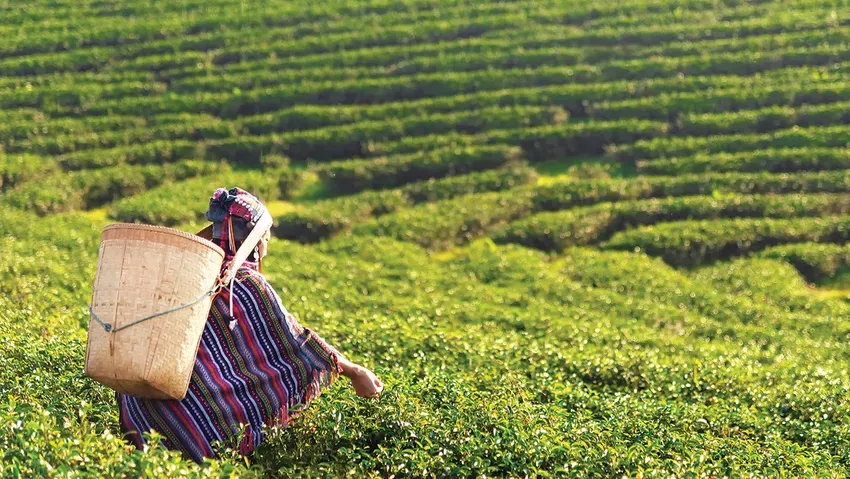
[84,224,225,400]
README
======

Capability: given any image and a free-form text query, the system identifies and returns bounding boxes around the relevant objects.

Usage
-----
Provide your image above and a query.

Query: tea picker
[85,187,383,462]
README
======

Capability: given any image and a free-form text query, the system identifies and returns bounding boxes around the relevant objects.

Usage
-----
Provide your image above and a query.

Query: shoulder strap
[222,212,273,285]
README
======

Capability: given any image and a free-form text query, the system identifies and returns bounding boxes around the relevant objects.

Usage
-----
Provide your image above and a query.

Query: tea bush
[316,145,523,194]
[677,100,850,136]
[604,216,850,267]
[353,190,536,249]
[3,160,222,215]
[58,140,200,170]
[178,63,837,125]
[275,165,536,242]
[334,171,850,250]
[493,193,850,252]
[15,117,238,156]
[637,147,850,175]
[590,84,850,123]
[530,170,850,211]
[759,242,850,282]
[689,256,850,316]
[0,154,57,191]
[108,168,296,225]
[615,124,850,162]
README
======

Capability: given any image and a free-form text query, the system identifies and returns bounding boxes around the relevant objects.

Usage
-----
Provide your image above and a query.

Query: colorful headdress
[205,187,268,254]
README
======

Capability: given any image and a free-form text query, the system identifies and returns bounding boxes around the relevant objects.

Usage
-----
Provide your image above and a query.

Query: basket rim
[103,223,225,257]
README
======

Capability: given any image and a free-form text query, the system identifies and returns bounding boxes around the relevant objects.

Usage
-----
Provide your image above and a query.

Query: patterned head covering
[205,187,268,254]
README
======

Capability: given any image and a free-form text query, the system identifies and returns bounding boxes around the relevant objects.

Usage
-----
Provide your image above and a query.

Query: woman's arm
[337,355,384,398]
[256,273,384,398]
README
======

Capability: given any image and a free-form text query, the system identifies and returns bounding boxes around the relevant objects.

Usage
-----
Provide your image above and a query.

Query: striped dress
[117,261,340,462]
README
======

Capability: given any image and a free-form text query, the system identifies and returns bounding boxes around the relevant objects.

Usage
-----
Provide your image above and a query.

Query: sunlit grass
[811,268,850,300]
[81,208,108,221]
[292,170,332,203]
[265,200,300,217]
[534,156,637,184]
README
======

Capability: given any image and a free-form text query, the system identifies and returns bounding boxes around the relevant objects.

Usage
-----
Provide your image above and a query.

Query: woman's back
[117,264,341,462]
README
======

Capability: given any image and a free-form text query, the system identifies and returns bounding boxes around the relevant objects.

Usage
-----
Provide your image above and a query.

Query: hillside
[2,0,850,477]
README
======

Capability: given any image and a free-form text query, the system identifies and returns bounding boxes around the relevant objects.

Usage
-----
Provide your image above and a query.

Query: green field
[3,0,850,477]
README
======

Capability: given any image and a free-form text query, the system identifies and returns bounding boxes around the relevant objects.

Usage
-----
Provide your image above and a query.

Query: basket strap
[89,284,221,334]
[222,211,272,286]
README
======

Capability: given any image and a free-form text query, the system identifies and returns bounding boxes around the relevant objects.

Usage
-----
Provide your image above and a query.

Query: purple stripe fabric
[117,263,341,462]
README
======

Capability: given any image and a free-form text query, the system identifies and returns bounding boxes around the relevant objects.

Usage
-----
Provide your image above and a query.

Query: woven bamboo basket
[84,224,225,400]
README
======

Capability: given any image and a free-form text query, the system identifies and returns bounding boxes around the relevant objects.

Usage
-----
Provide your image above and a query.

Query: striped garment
[117,261,341,462]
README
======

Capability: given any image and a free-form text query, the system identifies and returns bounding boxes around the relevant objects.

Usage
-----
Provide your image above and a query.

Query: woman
[117,187,383,462]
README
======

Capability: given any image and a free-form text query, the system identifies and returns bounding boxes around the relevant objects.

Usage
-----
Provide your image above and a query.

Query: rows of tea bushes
[228,64,843,130]
[16,91,850,169]
[530,170,850,211]
[615,124,850,162]
[73,45,850,119]
[284,170,850,246]
[3,0,829,36]
[0,107,43,123]
[6,3,839,79]
[360,95,847,159]
[488,120,669,161]
[591,84,850,123]
[0,80,166,111]
[275,165,536,242]
[0,0,551,58]
[167,29,850,94]
[246,105,567,161]
[6,62,834,149]
[11,116,238,155]
[4,19,464,78]
[40,60,835,120]
[188,21,833,75]
[107,167,298,225]
[36,107,569,166]
[353,190,536,249]
[0,13,526,76]
[6,0,841,34]
[694,255,850,320]
[361,120,668,161]
[443,239,752,338]
[4,160,222,215]
[677,100,850,135]
[183,29,850,90]
[636,147,850,175]
[164,41,850,87]
[0,114,151,143]
[3,69,846,165]
[51,116,665,169]
[493,193,850,252]
[604,216,850,267]
[316,145,524,194]
[57,140,200,170]
[53,138,297,171]
[238,96,573,134]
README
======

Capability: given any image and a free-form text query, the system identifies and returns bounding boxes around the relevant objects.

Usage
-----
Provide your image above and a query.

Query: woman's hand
[338,357,383,398]
[350,366,383,398]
